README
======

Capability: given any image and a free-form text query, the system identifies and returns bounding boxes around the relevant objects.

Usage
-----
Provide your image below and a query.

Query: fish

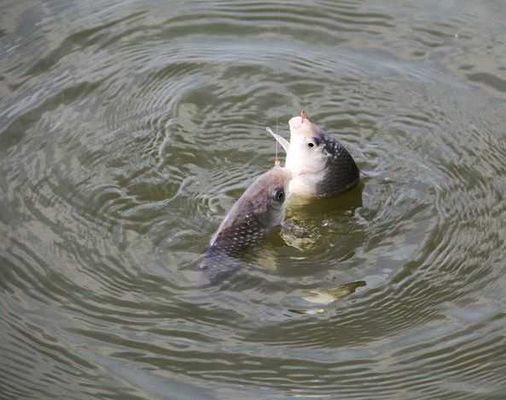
[267,111,360,198]
[199,166,291,285]
[301,280,366,305]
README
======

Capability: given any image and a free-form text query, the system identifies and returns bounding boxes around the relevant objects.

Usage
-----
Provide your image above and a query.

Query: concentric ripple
[1,0,505,399]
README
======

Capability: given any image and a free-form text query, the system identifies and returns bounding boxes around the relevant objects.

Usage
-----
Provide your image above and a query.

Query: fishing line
[273,4,281,167]
[264,4,283,167]
[274,138,279,167]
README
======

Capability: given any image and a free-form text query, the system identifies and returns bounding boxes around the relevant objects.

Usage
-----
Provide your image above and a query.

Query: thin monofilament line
[274,4,281,167]
[275,120,279,165]
[274,142,280,166]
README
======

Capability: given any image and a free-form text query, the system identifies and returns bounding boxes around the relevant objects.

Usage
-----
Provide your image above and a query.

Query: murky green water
[1,1,505,399]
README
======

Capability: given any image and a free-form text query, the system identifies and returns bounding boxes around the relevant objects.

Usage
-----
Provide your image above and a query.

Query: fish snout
[288,111,319,138]
[288,115,304,131]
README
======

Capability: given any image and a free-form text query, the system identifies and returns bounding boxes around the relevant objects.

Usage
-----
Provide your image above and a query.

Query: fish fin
[266,127,290,153]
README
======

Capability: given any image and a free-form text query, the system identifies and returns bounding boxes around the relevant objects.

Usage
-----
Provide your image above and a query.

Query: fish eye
[272,188,285,203]
[307,137,320,148]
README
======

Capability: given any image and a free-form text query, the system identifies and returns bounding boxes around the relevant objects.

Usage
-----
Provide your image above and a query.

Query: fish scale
[319,133,360,196]
[199,166,291,285]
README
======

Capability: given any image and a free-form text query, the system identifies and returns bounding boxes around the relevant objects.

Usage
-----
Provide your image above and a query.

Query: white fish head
[286,110,326,172]
[283,111,328,197]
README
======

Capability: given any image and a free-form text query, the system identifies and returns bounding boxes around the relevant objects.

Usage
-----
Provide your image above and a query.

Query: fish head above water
[269,111,360,198]
[200,166,291,286]
[209,166,292,252]
[286,111,327,177]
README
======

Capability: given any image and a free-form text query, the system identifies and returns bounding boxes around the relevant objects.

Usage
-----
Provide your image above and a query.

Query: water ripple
[1,0,506,399]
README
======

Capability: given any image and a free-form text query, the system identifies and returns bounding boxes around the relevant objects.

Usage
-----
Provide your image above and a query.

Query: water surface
[1,1,505,399]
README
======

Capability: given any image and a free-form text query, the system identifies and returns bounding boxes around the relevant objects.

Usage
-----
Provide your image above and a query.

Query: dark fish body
[316,132,360,196]
[199,166,291,285]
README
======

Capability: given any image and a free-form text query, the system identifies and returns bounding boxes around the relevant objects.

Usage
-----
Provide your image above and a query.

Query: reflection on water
[1,0,505,399]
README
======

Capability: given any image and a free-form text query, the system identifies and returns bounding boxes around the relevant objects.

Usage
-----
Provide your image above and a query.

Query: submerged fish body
[302,280,366,305]
[199,166,291,285]
[269,111,360,198]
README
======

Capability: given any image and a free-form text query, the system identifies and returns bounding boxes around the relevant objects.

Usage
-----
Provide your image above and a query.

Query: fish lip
[288,116,303,131]
[288,111,316,135]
